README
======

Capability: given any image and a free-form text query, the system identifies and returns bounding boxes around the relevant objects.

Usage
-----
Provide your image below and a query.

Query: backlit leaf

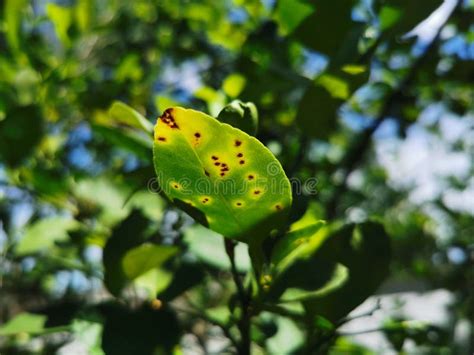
[16,217,79,256]
[108,101,153,134]
[122,243,178,280]
[153,107,292,242]
[0,313,47,336]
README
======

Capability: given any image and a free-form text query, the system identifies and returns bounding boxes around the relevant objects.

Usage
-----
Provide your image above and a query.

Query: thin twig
[225,238,251,355]
[336,299,381,327]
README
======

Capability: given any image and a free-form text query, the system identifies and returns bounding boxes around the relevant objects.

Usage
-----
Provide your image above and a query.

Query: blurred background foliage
[0,0,473,353]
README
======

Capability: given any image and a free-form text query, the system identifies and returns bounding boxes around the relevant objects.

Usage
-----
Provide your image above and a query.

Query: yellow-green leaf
[153,107,292,242]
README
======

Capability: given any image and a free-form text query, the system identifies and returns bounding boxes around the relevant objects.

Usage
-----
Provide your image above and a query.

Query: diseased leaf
[153,107,292,242]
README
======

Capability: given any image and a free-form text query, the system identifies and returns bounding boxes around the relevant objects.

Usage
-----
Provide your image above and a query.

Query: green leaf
[291,0,357,57]
[269,222,391,322]
[92,124,152,160]
[46,3,73,47]
[103,211,150,296]
[0,313,47,336]
[100,304,181,355]
[134,268,174,299]
[183,224,251,272]
[267,316,305,354]
[4,0,28,53]
[153,107,292,242]
[217,100,259,136]
[0,105,43,166]
[16,217,79,256]
[275,0,314,35]
[296,84,340,140]
[73,176,130,227]
[108,101,153,134]
[222,73,246,98]
[296,66,369,139]
[158,261,206,302]
[122,243,178,280]
[271,222,326,271]
[377,0,443,37]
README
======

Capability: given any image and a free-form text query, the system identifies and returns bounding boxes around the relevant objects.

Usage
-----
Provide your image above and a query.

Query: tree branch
[326,1,462,218]
[225,239,251,355]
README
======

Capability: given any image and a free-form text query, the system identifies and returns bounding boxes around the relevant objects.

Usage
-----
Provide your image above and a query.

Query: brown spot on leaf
[254,190,261,195]
[214,162,221,166]
[235,140,242,147]
[160,108,180,129]
[204,170,210,177]
[275,204,282,211]
[157,136,166,142]
[239,160,245,165]
[236,202,242,207]
[211,156,218,160]
[248,175,254,180]
[202,198,209,204]
[220,173,225,177]
[237,153,243,158]
[194,132,201,138]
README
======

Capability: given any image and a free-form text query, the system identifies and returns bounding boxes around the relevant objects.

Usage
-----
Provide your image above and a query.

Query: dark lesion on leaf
[234,140,242,147]
[220,163,230,177]
[194,132,201,138]
[202,197,209,204]
[237,153,243,158]
[236,201,243,207]
[157,136,167,142]
[239,160,245,165]
[160,108,180,129]
[254,189,261,195]
[248,174,255,180]
[275,204,282,211]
